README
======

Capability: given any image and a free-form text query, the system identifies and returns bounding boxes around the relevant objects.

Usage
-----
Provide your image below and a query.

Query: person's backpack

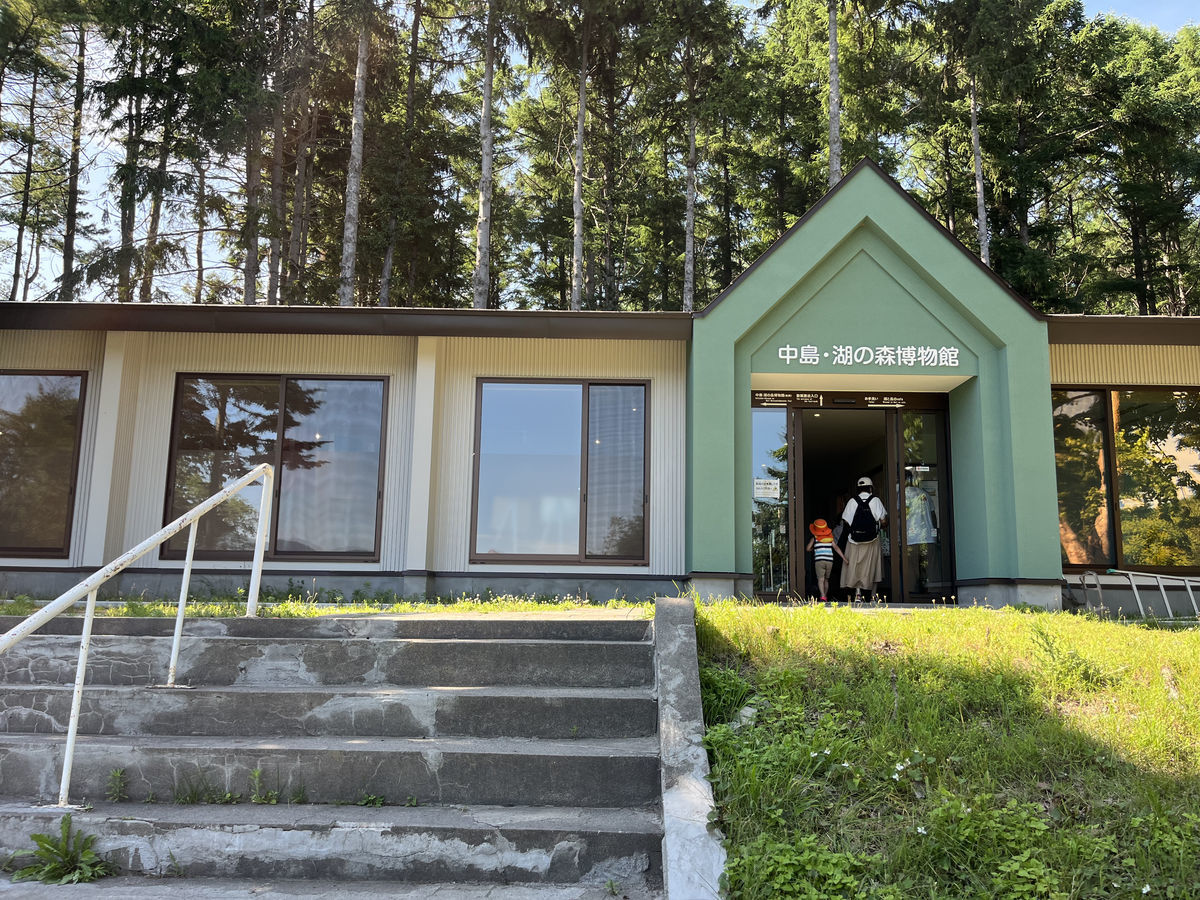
[848,496,879,542]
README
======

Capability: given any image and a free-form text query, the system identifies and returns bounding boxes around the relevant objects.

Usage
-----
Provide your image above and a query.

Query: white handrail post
[167,521,199,687]
[58,589,98,807]
[245,466,274,618]
[1184,578,1199,618]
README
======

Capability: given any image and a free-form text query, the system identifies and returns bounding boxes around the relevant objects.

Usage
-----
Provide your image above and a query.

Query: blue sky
[1083,1,1197,33]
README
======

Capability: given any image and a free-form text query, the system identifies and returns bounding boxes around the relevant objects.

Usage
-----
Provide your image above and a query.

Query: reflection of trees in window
[0,375,82,553]
[599,515,644,557]
[1114,390,1200,566]
[1052,390,1114,566]
[752,437,788,593]
[167,378,328,553]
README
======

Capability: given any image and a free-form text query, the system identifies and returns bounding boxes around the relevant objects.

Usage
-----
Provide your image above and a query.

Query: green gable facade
[689,160,1064,608]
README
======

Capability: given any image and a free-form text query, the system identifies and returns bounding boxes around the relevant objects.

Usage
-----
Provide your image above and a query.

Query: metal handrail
[1078,568,1200,620]
[0,463,275,806]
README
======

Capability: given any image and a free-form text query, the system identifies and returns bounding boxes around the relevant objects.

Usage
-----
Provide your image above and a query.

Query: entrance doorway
[751,393,954,602]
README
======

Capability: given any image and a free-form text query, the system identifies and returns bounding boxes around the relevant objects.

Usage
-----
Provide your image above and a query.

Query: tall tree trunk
[1130,215,1153,315]
[244,0,266,305]
[970,75,989,267]
[24,210,41,301]
[266,0,288,305]
[138,109,174,303]
[244,120,262,304]
[195,157,206,302]
[266,103,285,304]
[570,7,590,311]
[337,15,370,307]
[118,37,144,303]
[471,0,496,310]
[827,0,841,188]
[9,68,36,303]
[682,103,697,313]
[381,0,423,307]
[61,26,85,301]
[718,116,732,289]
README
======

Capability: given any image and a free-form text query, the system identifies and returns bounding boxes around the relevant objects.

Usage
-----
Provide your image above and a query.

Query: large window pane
[476,383,583,556]
[1114,390,1200,567]
[586,385,645,558]
[0,373,84,554]
[276,379,384,554]
[1052,390,1115,567]
[167,377,278,553]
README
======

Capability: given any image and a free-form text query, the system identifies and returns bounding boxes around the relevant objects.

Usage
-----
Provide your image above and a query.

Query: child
[806,518,847,601]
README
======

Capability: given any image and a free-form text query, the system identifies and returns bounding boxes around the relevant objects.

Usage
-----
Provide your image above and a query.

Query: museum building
[3,160,1199,612]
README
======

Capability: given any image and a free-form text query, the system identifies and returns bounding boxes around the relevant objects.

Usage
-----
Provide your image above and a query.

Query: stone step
[0,734,661,808]
[0,684,658,739]
[0,802,663,888]
[0,635,654,688]
[0,614,653,643]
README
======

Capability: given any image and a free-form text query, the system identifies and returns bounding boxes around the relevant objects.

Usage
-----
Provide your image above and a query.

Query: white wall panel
[120,333,415,570]
[429,338,687,575]
[0,330,105,565]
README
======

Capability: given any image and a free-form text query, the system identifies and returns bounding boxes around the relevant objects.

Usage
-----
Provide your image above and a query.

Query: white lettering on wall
[776,344,962,368]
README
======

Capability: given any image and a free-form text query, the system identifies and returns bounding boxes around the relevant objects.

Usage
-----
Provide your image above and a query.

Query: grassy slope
[697,603,1200,900]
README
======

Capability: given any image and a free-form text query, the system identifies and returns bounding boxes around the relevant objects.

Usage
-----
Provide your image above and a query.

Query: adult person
[840,476,888,600]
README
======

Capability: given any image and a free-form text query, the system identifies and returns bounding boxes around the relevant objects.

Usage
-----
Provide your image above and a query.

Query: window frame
[469,377,651,566]
[161,372,388,563]
[0,369,88,559]
[1053,382,1200,575]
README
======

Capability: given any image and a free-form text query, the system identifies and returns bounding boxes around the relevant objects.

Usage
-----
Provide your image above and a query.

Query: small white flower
[892,773,900,781]
[823,749,831,755]
[964,808,971,814]
[1143,886,1151,895]
[810,752,818,758]
[895,763,905,771]
[916,826,927,835]
[841,762,850,768]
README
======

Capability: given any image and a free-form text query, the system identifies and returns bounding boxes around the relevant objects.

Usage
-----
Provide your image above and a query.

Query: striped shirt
[813,537,835,561]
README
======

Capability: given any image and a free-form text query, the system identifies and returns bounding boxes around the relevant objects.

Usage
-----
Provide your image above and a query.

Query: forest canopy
[0,0,1198,313]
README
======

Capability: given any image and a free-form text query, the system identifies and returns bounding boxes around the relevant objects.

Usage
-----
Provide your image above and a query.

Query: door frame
[763,391,951,601]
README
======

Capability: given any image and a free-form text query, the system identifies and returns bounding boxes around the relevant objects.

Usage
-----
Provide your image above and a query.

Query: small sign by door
[753,478,781,500]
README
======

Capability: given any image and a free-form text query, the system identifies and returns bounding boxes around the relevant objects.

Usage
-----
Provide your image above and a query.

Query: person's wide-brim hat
[809,519,832,538]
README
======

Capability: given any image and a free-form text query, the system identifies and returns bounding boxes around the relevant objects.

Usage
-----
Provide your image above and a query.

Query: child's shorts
[814,559,832,579]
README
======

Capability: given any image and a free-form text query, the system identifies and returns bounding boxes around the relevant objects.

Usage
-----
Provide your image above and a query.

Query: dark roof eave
[1048,314,1200,346]
[0,303,694,341]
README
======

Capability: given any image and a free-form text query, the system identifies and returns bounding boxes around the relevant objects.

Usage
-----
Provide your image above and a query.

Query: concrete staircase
[0,612,664,893]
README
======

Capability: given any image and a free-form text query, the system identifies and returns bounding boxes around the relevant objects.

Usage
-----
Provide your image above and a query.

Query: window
[472,380,647,563]
[1053,387,1200,571]
[1052,390,1116,567]
[165,375,385,559]
[0,372,86,557]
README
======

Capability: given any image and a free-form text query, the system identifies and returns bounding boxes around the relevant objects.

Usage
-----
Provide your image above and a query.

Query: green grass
[697,601,1200,899]
[0,589,650,619]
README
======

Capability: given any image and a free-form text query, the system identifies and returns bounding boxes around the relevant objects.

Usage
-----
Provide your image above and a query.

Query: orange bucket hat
[809,518,832,538]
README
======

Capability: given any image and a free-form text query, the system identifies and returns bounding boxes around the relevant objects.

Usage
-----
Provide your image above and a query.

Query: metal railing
[0,463,275,807]
[1078,568,1200,620]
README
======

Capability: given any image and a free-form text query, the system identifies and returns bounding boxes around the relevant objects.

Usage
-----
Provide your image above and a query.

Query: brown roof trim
[0,302,693,341]
[696,157,1045,322]
[1048,315,1200,346]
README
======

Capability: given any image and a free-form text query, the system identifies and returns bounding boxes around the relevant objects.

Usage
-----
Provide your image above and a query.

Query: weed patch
[699,602,1200,899]
[11,815,116,885]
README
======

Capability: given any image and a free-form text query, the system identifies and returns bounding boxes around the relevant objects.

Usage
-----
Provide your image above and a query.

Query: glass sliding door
[900,411,953,598]
[752,407,789,595]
